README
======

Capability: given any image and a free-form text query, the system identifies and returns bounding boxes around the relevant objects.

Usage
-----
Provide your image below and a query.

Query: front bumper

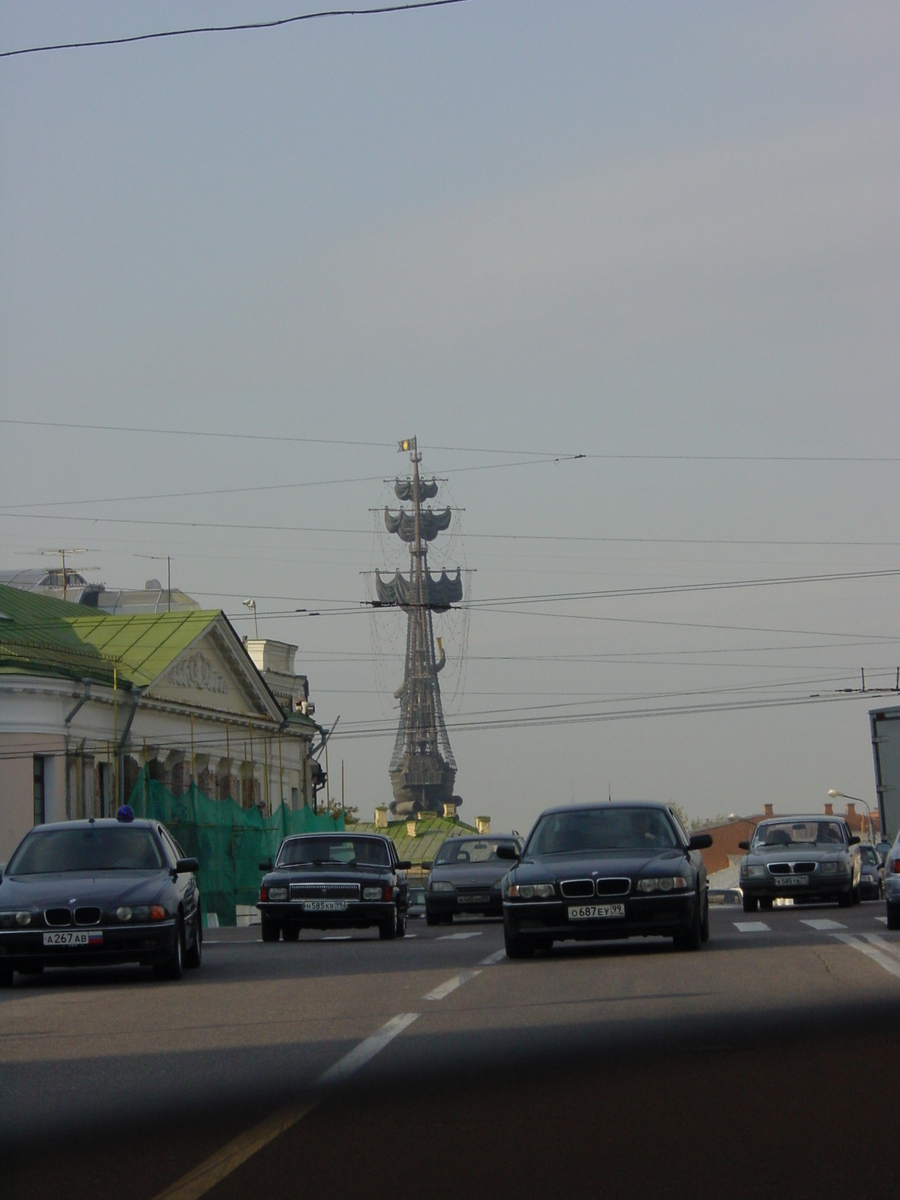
[0,920,177,970]
[257,900,398,929]
[426,892,503,918]
[741,875,851,902]
[503,893,697,943]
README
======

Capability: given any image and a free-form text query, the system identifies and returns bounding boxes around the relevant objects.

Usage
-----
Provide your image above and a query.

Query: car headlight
[506,883,555,899]
[741,864,765,879]
[636,876,689,893]
[267,887,288,902]
[117,905,157,921]
[820,862,846,875]
[0,911,29,928]
[430,881,455,893]
[363,887,384,900]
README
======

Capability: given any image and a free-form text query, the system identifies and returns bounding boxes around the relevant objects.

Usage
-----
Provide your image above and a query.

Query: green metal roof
[350,814,476,865]
[0,583,218,689]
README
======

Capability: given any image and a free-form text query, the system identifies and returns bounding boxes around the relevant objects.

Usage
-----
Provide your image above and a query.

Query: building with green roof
[0,583,321,860]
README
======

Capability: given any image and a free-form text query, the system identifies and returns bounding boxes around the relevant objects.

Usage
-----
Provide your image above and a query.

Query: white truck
[870,704,900,843]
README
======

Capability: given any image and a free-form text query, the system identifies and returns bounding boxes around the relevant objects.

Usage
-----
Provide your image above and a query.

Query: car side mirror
[175,857,199,874]
[395,860,412,870]
[849,835,861,846]
[419,860,433,870]
[688,833,713,851]
[258,859,273,872]
[496,843,519,860]
[738,841,750,851]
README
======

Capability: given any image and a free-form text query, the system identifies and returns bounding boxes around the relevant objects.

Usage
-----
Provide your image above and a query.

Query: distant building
[0,568,199,615]
[0,584,321,861]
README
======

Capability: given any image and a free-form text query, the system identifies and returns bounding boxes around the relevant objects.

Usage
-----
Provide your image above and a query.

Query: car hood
[744,846,852,864]
[512,849,689,882]
[430,861,511,887]
[264,866,391,885]
[0,871,169,907]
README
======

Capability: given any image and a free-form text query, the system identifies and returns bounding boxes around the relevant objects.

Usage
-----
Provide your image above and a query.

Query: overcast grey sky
[2,1,899,833]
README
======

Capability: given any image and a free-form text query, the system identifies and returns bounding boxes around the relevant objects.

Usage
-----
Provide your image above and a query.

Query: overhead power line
[0,0,475,60]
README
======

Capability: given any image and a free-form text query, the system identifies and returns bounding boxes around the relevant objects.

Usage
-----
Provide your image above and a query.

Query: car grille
[290,883,359,901]
[74,907,102,925]
[560,879,594,899]
[44,908,72,927]
[595,877,631,897]
[768,862,818,875]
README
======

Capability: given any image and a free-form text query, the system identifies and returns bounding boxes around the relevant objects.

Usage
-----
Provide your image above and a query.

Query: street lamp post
[243,598,258,639]
[827,789,876,844]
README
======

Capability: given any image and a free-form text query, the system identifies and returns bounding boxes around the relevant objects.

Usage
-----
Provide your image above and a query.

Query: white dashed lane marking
[734,921,770,933]
[438,931,482,940]
[423,970,481,1001]
[875,916,888,924]
[479,948,507,966]
[800,918,846,931]
[834,933,900,981]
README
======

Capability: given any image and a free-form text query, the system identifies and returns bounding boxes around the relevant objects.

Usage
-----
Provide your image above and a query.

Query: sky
[1,1,899,835]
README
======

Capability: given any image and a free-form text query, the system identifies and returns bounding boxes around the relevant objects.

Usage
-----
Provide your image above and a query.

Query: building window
[33,756,45,825]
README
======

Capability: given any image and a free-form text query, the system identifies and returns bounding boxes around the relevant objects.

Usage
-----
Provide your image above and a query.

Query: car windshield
[6,826,166,874]
[752,820,846,849]
[277,836,390,867]
[434,838,518,865]
[527,807,679,856]
[859,845,879,864]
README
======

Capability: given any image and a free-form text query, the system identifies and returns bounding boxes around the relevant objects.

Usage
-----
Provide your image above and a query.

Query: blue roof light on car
[116,805,135,823]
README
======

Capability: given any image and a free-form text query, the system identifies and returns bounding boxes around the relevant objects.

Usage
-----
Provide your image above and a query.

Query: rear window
[7,827,166,874]
[277,836,390,867]
[434,839,520,865]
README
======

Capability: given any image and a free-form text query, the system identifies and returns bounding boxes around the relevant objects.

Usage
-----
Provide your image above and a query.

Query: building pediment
[145,621,282,721]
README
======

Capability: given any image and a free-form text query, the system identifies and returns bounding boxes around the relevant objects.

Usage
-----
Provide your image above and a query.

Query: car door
[388,840,409,913]
[159,826,200,927]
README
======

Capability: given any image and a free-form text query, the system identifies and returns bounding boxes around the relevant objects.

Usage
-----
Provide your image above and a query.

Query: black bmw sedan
[498,802,712,959]
[0,816,201,986]
[257,833,411,941]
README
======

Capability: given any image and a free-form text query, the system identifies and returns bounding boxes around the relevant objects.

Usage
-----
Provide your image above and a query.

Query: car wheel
[396,909,408,938]
[380,906,398,940]
[700,891,710,943]
[153,916,185,981]
[184,913,202,968]
[282,923,300,942]
[742,894,758,913]
[0,967,14,988]
[503,927,534,959]
[261,914,281,942]
[759,897,773,912]
[879,881,884,901]
[852,881,861,906]
[838,885,853,909]
[887,903,900,931]
[425,909,440,927]
[674,900,703,951]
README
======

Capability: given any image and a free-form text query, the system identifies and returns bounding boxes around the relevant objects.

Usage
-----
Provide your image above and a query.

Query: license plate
[775,876,809,886]
[42,930,102,947]
[302,900,347,912]
[459,894,490,905]
[568,903,626,920]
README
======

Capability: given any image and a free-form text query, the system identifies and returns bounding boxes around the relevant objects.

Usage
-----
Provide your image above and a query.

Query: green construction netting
[128,766,343,926]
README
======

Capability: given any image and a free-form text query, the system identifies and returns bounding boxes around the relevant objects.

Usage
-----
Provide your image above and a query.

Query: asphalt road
[2,902,898,1199]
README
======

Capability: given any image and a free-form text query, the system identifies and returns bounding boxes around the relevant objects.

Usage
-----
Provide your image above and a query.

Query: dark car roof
[443,832,521,842]
[754,815,851,826]
[537,801,674,817]
[280,831,391,842]
[24,818,160,833]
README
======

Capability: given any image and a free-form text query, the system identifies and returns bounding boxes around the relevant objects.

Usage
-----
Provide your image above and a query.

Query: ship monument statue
[374,437,463,816]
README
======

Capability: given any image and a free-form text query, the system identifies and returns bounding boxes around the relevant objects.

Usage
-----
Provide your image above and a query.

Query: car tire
[503,927,534,959]
[674,900,703,951]
[759,897,773,912]
[153,916,185,981]
[700,891,710,943]
[185,913,202,968]
[887,903,900,931]
[396,910,408,938]
[282,924,300,942]
[852,881,861,905]
[261,915,280,942]
[838,886,853,909]
[742,894,758,913]
[425,909,440,927]
[0,967,14,988]
[379,906,398,940]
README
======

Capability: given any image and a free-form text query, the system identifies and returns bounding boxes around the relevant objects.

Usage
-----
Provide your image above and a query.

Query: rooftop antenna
[38,548,89,601]
[135,553,172,613]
